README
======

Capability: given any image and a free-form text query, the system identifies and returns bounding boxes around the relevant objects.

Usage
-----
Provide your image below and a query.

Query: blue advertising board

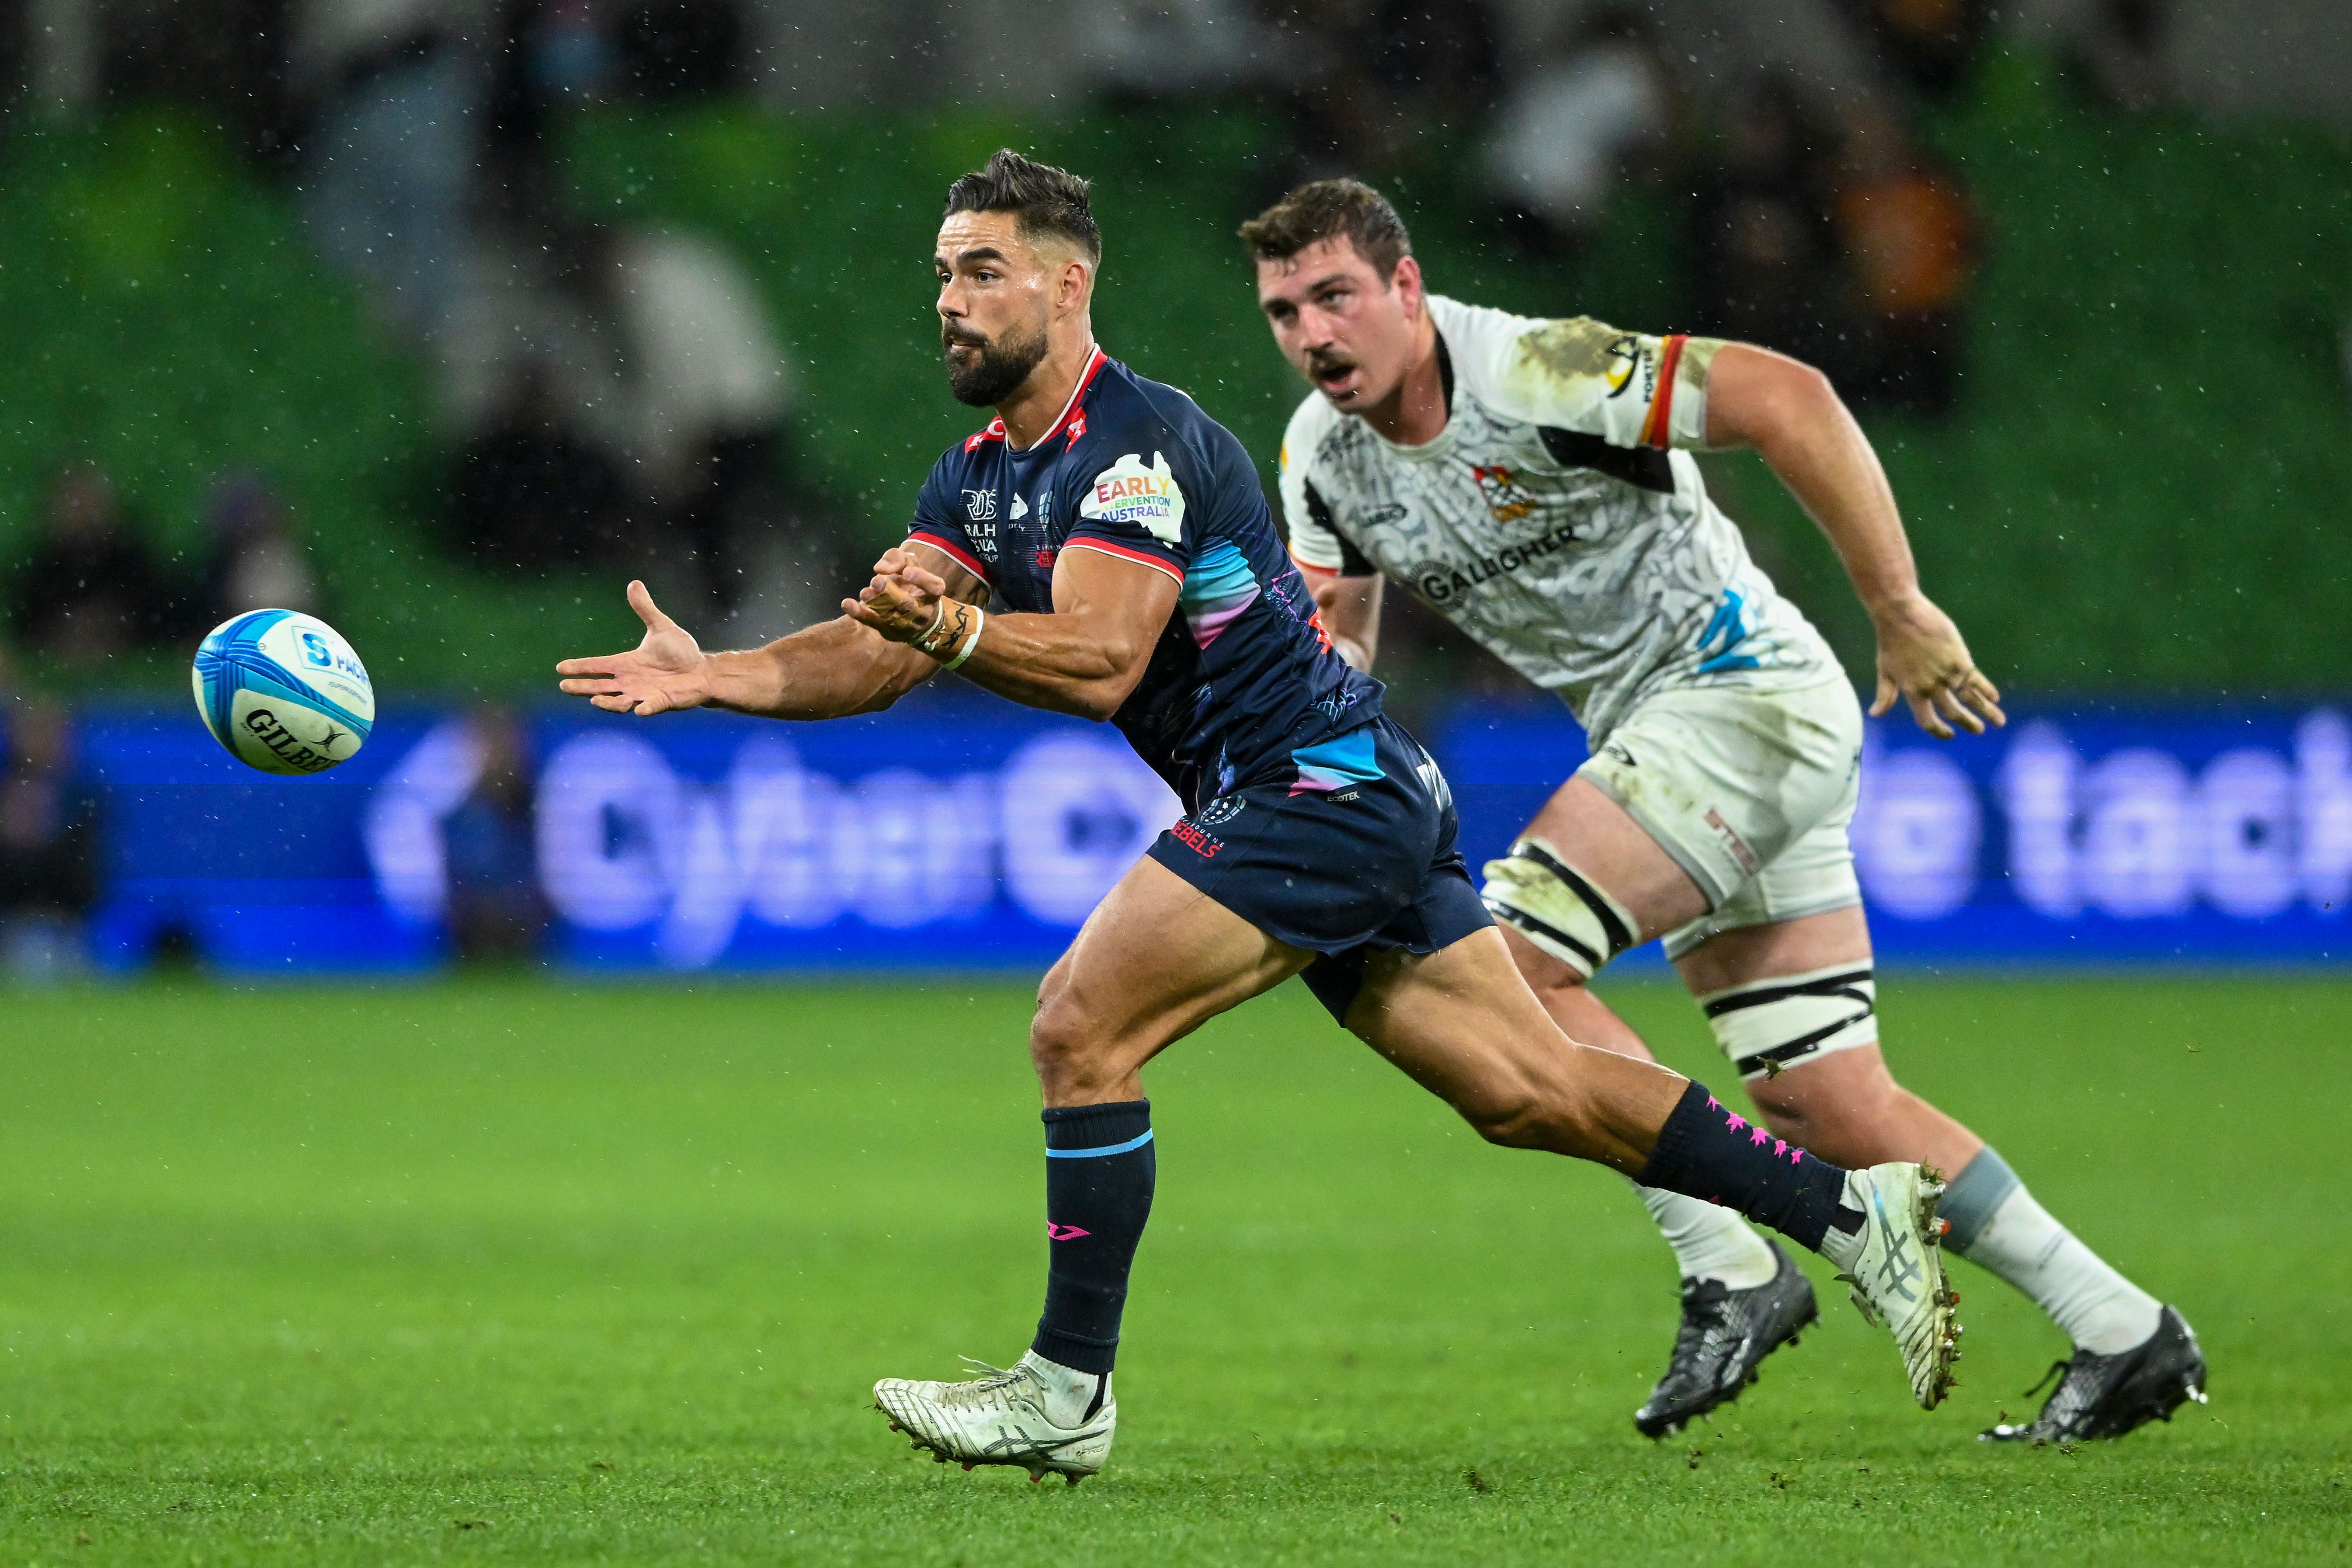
[64,690,2352,975]
[1438,697,2352,965]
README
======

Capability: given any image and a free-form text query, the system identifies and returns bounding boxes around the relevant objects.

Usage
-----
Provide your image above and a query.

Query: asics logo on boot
[1871,1193,1922,1302]
[1046,1223,1091,1241]
[985,1425,1091,1460]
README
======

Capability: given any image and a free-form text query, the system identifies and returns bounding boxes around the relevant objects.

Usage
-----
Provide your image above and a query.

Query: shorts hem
[1661,890,1866,961]
[1574,763,1735,910]
[1145,836,1454,958]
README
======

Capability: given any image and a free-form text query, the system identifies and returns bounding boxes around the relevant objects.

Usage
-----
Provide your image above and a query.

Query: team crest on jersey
[1603,333,1644,398]
[1083,451,1186,543]
[1195,795,1246,827]
[1471,464,1538,524]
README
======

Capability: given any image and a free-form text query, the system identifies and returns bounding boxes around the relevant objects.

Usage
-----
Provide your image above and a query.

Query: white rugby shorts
[1574,677,1866,958]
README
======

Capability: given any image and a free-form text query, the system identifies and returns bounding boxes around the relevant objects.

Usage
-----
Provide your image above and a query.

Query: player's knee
[1749,1056,1912,1165]
[1698,962,1878,1086]
[1481,839,1637,983]
[1028,990,1113,1095]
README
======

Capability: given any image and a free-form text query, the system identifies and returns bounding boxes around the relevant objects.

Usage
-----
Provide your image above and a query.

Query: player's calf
[1353,935,1959,1408]
[1618,1079,1962,1409]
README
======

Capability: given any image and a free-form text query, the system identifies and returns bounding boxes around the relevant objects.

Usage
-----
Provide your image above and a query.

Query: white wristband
[939,607,986,670]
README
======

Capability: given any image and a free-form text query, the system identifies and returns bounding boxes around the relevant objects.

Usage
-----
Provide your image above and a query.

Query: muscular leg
[1489,777,1779,1289]
[1013,856,1311,1401]
[1678,906,2163,1355]
[1348,927,1688,1168]
[1341,927,1966,1413]
[1341,927,1872,1259]
[1677,907,1981,1175]
[1030,854,1311,1106]
[872,857,1323,1464]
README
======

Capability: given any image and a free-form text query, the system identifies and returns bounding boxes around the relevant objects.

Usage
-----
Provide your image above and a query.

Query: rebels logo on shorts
[1171,819,1223,857]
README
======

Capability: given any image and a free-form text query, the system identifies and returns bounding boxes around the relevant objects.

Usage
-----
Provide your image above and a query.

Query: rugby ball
[191,609,375,775]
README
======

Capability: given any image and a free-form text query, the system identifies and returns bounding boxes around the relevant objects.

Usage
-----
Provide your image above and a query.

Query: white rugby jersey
[1279,294,1840,743]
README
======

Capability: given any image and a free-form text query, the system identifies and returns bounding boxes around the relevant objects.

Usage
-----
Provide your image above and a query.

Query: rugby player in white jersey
[1244,179,2204,1445]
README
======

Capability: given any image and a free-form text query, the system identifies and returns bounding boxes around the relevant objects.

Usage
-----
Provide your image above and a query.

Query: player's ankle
[1020,1350,1110,1427]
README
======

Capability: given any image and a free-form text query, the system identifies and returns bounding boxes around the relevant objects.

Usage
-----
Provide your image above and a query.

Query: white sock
[1019,1350,1109,1427]
[1633,1181,1780,1289]
[1939,1147,2161,1355]
[1818,1170,1868,1272]
[1957,1185,2162,1355]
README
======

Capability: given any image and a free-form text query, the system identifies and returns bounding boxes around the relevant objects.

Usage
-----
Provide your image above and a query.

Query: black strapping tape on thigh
[1702,967,1874,1019]
[1731,1012,1873,1077]
[1480,895,1603,972]
[1511,841,1634,960]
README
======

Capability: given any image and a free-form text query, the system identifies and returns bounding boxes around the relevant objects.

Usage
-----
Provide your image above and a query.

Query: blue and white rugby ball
[191,609,375,775]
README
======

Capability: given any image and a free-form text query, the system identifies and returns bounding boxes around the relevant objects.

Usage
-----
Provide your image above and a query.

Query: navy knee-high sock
[1636,1081,1862,1253]
[1032,1099,1155,1376]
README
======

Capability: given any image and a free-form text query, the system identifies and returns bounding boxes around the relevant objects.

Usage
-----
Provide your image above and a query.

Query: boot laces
[932,1357,1032,1409]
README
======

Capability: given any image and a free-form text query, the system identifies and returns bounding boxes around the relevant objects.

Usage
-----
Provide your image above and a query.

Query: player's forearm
[1301,567,1381,672]
[1329,628,1376,673]
[952,610,1150,721]
[704,618,936,720]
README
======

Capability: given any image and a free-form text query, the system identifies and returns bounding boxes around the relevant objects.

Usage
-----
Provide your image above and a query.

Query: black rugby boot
[1980,1305,2207,1444]
[1634,1239,1818,1439]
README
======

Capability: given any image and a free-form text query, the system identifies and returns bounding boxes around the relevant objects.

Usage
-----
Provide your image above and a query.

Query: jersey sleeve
[1063,445,1191,586]
[1277,426,1373,577]
[904,458,994,586]
[1488,315,1724,451]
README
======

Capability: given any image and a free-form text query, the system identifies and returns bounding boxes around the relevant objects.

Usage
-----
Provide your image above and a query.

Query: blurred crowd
[1252,0,1997,413]
[0,0,2230,973]
[6,466,315,664]
[1,0,2210,643]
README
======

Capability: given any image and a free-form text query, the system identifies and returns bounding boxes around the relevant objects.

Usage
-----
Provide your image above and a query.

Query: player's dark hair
[943,149,1102,264]
[1237,178,1414,280]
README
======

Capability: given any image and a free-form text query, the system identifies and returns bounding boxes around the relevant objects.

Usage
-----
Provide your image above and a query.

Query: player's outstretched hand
[555,580,712,715]
[1869,592,2005,740]
[843,547,951,646]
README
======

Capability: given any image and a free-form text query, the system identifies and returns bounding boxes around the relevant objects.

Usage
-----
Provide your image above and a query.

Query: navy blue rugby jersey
[907,349,1383,809]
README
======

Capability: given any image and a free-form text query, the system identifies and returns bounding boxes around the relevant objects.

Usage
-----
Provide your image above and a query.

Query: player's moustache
[1306,351,1358,385]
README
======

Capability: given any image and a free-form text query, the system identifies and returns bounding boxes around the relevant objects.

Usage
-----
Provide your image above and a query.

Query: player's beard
[943,317,1049,408]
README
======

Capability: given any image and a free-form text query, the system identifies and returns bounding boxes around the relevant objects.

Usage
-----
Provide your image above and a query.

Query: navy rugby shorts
[1144,716,1492,1024]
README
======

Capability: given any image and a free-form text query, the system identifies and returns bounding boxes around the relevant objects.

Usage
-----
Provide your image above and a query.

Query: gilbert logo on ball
[191,609,375,775]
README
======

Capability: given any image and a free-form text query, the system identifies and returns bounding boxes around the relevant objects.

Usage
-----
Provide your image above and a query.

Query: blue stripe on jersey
[1290,727,1384,792]
[1179,539,1258,608]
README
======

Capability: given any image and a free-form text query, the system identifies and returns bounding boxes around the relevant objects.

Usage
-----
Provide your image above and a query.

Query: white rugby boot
[1832,1162,1963,1409]
[874,1352,1115,1484]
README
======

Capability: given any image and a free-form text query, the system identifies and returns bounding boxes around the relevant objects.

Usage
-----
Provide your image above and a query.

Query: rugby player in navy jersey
[558,151,1960,1483]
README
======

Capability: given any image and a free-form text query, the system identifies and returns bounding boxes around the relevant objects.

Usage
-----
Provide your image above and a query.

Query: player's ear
[1391,254,1425,315]
[1059,254,1094,315]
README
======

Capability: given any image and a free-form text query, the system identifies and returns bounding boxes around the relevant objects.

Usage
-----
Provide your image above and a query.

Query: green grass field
[1,975,2344,1565]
